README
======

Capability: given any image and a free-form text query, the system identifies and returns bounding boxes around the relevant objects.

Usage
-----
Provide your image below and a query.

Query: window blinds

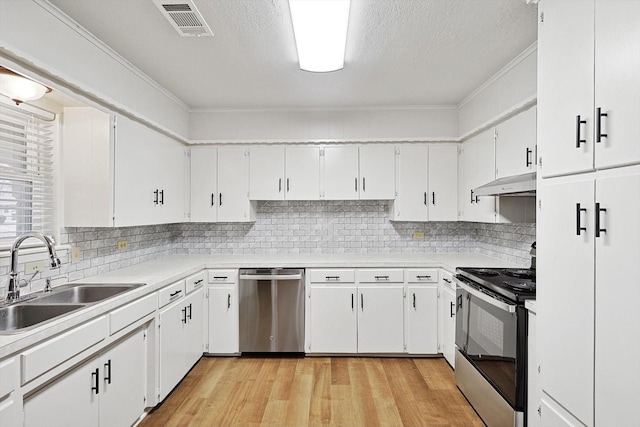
[0,102,55,246]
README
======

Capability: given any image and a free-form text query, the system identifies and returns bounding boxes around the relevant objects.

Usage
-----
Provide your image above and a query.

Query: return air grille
[152,0,213,37]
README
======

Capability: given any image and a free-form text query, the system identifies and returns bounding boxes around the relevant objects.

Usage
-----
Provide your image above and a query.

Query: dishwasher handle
[239,274,303,281]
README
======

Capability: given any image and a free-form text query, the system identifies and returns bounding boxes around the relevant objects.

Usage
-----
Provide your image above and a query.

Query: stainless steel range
[453,266,536,427]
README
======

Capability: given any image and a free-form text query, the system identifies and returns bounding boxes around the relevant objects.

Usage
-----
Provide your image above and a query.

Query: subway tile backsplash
[0,200,535,297]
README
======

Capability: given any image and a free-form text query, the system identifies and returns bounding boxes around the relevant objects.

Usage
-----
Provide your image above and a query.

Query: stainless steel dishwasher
[238,268,305,353]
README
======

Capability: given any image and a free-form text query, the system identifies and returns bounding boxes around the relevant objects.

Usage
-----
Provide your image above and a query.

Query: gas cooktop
[455,267,536,303]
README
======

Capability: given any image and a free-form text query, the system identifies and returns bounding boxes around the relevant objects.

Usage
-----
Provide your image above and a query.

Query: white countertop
[525,299,537,314]
[0,253,515,357]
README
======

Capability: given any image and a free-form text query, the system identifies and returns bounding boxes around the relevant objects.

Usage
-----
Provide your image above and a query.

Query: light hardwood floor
[140,356,484,427]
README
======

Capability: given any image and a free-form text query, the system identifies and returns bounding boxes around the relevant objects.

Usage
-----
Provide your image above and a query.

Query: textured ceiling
[47,0,537,109]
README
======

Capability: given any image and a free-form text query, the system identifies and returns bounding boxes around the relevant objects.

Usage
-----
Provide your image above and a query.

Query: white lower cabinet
[308,285,358,353]
[158,286,204,402]
[438,271,456,367]
[406,285,438,354]
[527,305,540,427]
[24,329,146,427]
[539,393,585,427]
[207,286,239,354]
[358,285,405,353]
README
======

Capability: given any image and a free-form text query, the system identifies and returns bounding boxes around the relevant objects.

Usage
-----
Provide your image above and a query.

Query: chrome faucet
[7,232,61,302]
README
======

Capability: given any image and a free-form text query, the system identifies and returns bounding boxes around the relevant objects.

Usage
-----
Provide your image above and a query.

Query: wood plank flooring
[139,356,484,427]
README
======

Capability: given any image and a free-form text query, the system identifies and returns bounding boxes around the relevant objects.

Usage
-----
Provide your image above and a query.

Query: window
[0,101,55,246]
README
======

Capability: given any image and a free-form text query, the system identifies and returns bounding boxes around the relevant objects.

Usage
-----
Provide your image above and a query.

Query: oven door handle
[453,277,517,313]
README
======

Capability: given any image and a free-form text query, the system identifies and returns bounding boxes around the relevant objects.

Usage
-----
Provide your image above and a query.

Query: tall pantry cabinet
[537,1,640,426]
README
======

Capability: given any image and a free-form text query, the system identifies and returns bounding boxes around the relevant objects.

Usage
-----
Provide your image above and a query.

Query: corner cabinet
[63,107,188,227]
[190,146,256,222]
[23,329,146,427]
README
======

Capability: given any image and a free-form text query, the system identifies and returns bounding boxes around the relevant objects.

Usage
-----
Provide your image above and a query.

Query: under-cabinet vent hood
[474,172,536,197]
[153,0,213,37]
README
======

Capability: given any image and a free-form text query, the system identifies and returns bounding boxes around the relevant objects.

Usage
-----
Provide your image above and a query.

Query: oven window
[456,288,518,406]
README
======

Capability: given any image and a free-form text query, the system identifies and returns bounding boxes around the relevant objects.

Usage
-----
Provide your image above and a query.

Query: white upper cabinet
[322,145,395,200]
[391,144,457,222]
[191,146,256,223]
[249,146,320,200]
[538,0,640,178]
[63,108,188,227]
[495,106,537,178]
[458,129,496,223]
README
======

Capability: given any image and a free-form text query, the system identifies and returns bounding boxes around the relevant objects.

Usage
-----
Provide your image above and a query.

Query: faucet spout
[7,232,61,301]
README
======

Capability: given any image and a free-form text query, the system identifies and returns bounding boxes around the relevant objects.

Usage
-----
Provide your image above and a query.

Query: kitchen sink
[0,304,85,333]
[35,284,142,305]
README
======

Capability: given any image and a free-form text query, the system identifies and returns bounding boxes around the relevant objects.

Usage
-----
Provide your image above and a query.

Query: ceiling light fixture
[0,67,52,105]
[288,0,351,73]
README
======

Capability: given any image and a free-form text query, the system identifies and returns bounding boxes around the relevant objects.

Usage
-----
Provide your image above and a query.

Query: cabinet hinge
[394,146,400,155]
[112,115,117,129]
[403,344,407,351]
[186,150,191,158]
[538,156,542,168]
[493,129,498,141]
[540,12,544,23]
[538,199,542,209]
[143,395,147,404]
[205,343,209,352]
[143,330,147,341]
[537,404,542,417]
[320,148,325,157]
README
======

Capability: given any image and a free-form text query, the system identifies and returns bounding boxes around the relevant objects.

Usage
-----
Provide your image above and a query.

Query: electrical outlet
[25,260,48,274]
[117,240,128,250]
[71,247,81,263]
[413,231,425,239]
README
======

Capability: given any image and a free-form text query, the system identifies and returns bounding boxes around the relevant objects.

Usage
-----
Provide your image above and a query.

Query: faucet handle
[44,278,52,292]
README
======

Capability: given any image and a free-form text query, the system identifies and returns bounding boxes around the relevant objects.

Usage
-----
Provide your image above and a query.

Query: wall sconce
[0,66,52,105]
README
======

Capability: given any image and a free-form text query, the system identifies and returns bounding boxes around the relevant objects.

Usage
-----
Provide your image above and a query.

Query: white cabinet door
[495,106,537,178]
[538,0,595,178]
[539,394,584,427]
[249,146,285,200]
[359,145,396,200]
[460,129,496,222]
[217,147,255,222]
[285,146,321,200]
[308,286,357,353]
[323,146,359,200]
[183,289,204,369]
[154,136,188,224]
[441,286,456,368]
[158,298,187,401]
[537,176,594,427]
[208,286,239,354]
[357,286,404,353]
[428,144,458,221]
[406,286,438,354]
[527,310,539,427]
[594,169,640,426]
[393,144,428,221]
[99,330,146,427]
[594,0,640,169]
[24,358,100,427]
[190,146,218,222]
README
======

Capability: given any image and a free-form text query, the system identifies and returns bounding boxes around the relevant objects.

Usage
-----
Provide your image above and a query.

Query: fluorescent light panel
[289,0,351,72]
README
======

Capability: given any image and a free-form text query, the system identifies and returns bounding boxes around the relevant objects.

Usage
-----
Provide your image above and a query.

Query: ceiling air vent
[152,0,213,37]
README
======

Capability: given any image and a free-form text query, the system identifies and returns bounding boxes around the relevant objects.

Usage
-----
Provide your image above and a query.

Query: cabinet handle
[219,193,222,206]
[362,177,366,192]
[374,275,389,281]
[526,147,533,167]
[154,189,159,205]
[182,307,188,324]
[211,193,215,207]
[227,294,231,310]
[596,107,608,143]
[355,177,358,192]
[412,293,416,309]
[170,289,182,299]
[576,115,587,148]
[424,192,427,205]
[450,301,455,318]
[351,293,354,310]
[417,275,431,280]
[361,293,364,311]
[91,368,100,394]
[188,303,193,320]
[279,178,282,193]
[576,203,587,235]
[104,359,112,384]
[470,189,475,204]
[443,278,452,284]
[159,189,164,205]
[432,191,436,205]
[287,178,290,192]
[595,202,607,238]
[325,276,340,281]
[194,279,204,286]
[213,276,228,280]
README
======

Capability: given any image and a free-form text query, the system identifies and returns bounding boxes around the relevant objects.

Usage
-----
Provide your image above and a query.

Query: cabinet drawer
[109,293,157,335]
[406,269,439,283]
[158,280,185,308]
[357,269,404,283]
[21,316,108,384]
[309,269,355,283]
[186,271,207,294]
[0,357,17,398]
[440,270,455,291]
[208,269,237,284]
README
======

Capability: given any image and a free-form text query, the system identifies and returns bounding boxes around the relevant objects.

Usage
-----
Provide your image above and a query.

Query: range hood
[474,172,536,197]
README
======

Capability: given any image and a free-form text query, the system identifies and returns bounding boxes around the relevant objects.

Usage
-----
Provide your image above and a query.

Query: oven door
[454,275,526,410]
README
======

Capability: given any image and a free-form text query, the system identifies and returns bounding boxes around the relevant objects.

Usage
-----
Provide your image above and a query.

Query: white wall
[0,0,189,139]
[190,106,459,143]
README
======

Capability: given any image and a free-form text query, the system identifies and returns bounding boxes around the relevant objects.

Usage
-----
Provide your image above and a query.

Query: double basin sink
[0,283,144,334]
